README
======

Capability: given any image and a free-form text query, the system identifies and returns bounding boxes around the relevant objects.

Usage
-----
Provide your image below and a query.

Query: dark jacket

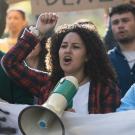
[0,51,34,104]
[108,46,135,97]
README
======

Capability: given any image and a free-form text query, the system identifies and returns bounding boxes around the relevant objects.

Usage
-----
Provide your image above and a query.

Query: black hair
[109,3,135,17]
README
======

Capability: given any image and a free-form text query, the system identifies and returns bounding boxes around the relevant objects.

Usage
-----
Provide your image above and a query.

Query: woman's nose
[65,46,72,53]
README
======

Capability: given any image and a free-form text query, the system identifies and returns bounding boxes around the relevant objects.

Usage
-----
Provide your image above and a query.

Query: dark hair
[46,24,116,86]
[38,28,54,71]
[38,36,48,71]
[109,3,135,17]
[7,9,26,20]
[74,18,97,32]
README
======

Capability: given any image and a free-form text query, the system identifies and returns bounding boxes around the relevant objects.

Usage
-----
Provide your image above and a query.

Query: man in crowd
[0,9,27,52]
[108,3,135,97]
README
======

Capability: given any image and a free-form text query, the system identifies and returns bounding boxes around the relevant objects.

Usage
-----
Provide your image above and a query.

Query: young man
[108,4,135,97]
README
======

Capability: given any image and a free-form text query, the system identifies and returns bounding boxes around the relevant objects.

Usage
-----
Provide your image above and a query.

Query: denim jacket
[108,46,135,97]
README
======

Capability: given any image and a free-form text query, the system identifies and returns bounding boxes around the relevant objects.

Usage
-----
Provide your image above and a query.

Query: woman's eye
[73,45,80,49]
[60,44,67,48]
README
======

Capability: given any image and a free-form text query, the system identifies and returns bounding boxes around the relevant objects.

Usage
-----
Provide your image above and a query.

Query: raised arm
[1,12,58,97]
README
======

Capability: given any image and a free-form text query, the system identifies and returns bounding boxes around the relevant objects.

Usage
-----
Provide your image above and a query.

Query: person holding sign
[2,12,120,114]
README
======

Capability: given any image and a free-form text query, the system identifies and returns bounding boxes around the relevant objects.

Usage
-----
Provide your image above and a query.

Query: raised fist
[36,12,58,35]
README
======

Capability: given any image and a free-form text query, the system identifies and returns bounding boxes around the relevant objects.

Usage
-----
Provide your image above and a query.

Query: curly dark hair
[37,36,48,71]
[46,24,116,86]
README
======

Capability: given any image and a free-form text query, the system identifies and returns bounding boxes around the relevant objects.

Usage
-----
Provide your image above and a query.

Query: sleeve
[117,83,135,112]
[1,28,50,97]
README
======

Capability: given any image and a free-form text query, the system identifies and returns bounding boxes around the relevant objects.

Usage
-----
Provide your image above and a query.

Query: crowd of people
[0,1,135,134]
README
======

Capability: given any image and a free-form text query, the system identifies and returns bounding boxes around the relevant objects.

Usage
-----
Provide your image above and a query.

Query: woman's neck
[79,76,89,86]
[65,72,89,86]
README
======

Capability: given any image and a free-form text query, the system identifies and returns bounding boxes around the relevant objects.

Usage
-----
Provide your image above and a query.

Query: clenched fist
[36,12,58,35]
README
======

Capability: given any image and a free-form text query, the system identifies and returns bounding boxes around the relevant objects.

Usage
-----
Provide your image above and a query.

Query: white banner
[1,101,135,135]
[31,0,130,15]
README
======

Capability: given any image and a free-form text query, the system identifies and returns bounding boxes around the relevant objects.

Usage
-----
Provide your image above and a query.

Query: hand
[36,12,58,35]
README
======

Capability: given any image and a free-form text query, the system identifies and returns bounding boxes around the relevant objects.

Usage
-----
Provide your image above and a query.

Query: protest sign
[31,0,129,15]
